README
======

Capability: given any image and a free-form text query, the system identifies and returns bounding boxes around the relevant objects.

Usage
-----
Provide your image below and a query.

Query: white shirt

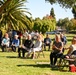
[68,45,76,55]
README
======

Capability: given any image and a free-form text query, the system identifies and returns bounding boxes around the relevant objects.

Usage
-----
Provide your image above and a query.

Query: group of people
[50,33,76,68]
[0,29,76,69]
[0,29,43,59]
[1,33,19,52]
[18,34,42,59]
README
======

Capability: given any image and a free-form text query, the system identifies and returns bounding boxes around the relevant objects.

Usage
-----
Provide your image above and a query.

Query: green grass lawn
[0,51,76,75]
[0,34,76,75]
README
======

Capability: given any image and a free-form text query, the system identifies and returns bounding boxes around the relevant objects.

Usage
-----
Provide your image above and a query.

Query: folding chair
[57,57,76,71]
[56,58,69,70]
[37,48,45,58]
[29,44,45,59]
[6,47,12,52]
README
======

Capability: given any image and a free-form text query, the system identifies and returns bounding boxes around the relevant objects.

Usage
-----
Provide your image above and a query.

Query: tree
[0,0,32,31]
[45,0,76,8]
[71,19,76,30]
[57,18,74,31]
[0,0,26,14]
[72,5,76,19]
[33,17,56,34]
[0,0,11,14]
[50,7,55,18]
[41,18,56,33]
[57,19,63,27]
[33,20,42,32]
[63,18,73,31]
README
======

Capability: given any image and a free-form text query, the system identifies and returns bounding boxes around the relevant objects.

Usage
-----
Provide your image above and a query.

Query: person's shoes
[22,57,26,59]
[31,54,33,59]
[50,65,55,68]
[18,56,21,58]
[44,49,46,51]
[32,57,35,59]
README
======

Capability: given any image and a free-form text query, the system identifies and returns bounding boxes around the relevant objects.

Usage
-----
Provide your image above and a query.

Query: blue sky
[26,0,73,20]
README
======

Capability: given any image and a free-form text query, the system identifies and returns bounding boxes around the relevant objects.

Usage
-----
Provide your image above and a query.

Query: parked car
[46,31,60,35]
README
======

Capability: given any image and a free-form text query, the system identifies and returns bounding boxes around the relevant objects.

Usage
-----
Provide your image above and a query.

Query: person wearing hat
[11,35,20,52]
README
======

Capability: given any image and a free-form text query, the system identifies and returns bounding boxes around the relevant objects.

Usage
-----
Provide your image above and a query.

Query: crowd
[0,29,44,59]
[49,33,76,72]
[0,29,76,72]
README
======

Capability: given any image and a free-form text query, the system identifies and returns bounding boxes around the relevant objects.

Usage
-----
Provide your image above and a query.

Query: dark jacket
[44,38,51,44]
[24,40,34,49]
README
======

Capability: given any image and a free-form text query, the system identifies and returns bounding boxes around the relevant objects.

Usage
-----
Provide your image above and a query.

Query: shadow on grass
[51,66,69,72]
[17,64,69,72]
[67,39,72,41]
[6,56,18,58]
[17,64,50,68]
[6,56,32,59]
[51,67,59,71]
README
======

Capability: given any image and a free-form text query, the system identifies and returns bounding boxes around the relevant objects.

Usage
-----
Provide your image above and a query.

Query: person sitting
[60,33,67,53]
[23,29,28,40]
[1,33,10,52]
[26,35,42,59]
[64,37,76,66]
[60,33,67,46]
[32,30,39,41]
[0,30,2,46]
[18,34,34,58]
[50,34,63,67]
[11,35,20,52]
[44,34,52,51]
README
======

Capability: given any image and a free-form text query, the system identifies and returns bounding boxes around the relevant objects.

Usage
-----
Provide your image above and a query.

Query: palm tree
[0,0,11,14]
[0,0,32,31]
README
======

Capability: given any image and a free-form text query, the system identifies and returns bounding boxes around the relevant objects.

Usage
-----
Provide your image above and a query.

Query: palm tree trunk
[0,0,11,14]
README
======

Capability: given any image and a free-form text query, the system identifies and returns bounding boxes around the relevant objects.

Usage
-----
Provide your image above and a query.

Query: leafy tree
[33,20,42,32]
[33,17,56,34]
[45,0,76,8]
[57,19,63,27]
[50,7,55,18]
[33,18,42,32]
[71,19,76,30]
[0,0,11,14]
[34,17,41,21]
[0,0,32,31]
[57,18,74,31]
[41,18,56,34]
[42,19,51,33]
[63,18,73,31]
[72,5,76,19]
